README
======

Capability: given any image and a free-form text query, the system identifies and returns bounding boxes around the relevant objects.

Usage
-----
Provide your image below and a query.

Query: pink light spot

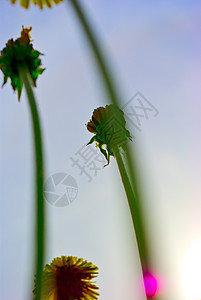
[143,271,158,298]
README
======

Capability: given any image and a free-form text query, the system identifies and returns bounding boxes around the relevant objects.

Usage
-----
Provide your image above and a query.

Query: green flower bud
[87,105,132,165]
[0,26,45,100]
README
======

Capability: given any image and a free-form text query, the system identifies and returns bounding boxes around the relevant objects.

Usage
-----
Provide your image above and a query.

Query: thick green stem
[67,0,121,107]
[67,0,154,297]
[115,151,149,270]
[20,68,45,300]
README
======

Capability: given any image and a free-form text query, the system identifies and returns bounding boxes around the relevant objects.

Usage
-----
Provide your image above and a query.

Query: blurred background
[1,0,201,299]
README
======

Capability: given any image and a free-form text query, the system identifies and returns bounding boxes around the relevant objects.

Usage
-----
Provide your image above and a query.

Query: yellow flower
[33,256,100,300]
[8,0,63,9]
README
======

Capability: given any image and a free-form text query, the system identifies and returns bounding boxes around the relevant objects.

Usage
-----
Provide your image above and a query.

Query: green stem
[67,0,151,283]
[19,68,45,300]
[67,0,121,107]
[115,151,149,270]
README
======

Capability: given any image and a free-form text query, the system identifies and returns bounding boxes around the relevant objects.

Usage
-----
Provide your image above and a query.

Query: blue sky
[1,1,201,299]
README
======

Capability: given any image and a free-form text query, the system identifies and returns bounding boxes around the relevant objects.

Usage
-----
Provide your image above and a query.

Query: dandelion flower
[0,26,45,100]
[8,0,63,9]
[86,104,132,165]
[33,256,100,300]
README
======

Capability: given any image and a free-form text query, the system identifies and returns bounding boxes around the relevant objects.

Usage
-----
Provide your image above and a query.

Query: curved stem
[67,0,151,284]
[19,68,45,300]
[67,0,121,107]
[115,151,149,270]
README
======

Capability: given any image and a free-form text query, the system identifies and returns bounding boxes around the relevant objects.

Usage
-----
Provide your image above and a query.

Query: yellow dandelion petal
[33,256,99,300]
[7,0,63,9]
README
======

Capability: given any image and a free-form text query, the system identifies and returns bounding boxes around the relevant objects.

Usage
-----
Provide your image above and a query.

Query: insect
[86,105,132,166]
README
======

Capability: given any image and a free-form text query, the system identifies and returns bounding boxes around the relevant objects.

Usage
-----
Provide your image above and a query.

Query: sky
[1,0,201,299]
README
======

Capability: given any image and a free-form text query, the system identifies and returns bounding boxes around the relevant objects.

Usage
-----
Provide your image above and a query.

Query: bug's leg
[104,146,114,167]
[86,135,97,145]
[108,146,114,157]
[99,144,109,166]
[103,154,110,167]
